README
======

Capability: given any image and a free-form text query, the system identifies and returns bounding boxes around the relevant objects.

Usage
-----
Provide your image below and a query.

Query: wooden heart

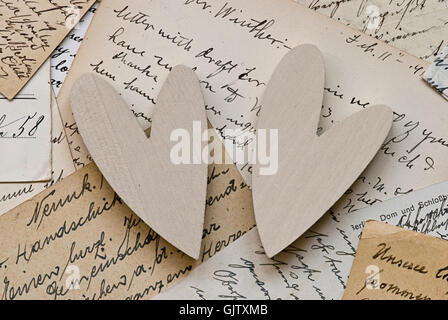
[253,45,393,257]
[70,66,208,259]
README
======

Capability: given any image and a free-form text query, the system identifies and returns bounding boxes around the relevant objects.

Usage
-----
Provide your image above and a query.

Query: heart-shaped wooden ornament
[253,44,393,258]
[70,66,208,259]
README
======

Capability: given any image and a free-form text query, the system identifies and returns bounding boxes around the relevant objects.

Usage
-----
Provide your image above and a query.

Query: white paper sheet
[51,4,98,96]
[0,91,76,215]
[0,61,52,182]
[423,44,448,101]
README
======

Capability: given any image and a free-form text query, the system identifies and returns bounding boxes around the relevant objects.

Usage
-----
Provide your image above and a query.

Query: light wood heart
[70,66,208,259]
[253,45,393,258]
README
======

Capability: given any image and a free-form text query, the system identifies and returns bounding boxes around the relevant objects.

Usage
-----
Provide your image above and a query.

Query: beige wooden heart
[70,66,208,259]
[253,45,393,258]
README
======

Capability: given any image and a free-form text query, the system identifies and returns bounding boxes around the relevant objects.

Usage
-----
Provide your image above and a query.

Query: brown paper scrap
[344,220,448,300]
[0,0,96,99]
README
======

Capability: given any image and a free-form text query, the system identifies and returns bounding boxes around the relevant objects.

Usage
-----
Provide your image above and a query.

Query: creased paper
[0,61,52,182]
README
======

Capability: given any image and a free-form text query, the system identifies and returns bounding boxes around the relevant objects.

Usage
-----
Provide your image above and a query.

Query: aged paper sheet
[344,220,448,300]
[297,0,448,62]
[0,61,52,182]
[0,0,96,99]
[0,90,75,215]
[58,0,448,221]
[0,156,255,299]
[49,0,448,95]
[157,179,448,300]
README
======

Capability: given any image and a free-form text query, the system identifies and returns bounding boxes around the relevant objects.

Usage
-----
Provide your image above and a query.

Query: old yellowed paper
[0,60,51,182]
[0,158,254,299]
[0,90,75,215]
[0,0,96,99]
[297,0,448,62]
[344,220,448,300]
[58,0,448,221]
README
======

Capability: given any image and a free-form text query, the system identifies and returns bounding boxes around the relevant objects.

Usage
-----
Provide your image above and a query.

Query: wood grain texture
[70,66,208,259]
[253,45,393,258]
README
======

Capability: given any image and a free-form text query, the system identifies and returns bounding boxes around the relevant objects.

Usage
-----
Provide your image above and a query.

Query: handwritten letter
[0,0,96,99]
[51,4,97,96]
[298,0,448,61]
[0,156,255,299]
